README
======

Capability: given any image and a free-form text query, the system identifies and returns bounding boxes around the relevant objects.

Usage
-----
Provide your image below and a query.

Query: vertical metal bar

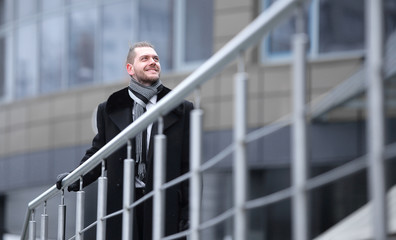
[22,210,32,240]
[366,0,387,239]
[58,191,66,240]
[291,3,309,239]
[75,189,85,240]
[123,140,134,240]
[97,161,108,240]
[153,117,166,240]
[292,32,309,240]
[41,202,48,240]
[233,53,248,240]
[190,109,203,240]
[29,211,36,240]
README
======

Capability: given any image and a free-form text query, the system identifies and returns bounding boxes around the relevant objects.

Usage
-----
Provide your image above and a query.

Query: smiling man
[57,42,192,240]
[126,44,161,86]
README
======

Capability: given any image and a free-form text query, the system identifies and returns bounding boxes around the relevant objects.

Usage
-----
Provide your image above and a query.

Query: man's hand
[56,172,80,191]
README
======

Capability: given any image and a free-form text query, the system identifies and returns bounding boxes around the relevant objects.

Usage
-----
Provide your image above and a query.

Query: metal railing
[20,0,390,239]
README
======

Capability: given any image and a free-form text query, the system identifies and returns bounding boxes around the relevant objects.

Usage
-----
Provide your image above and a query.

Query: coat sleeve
[79,102,107,188]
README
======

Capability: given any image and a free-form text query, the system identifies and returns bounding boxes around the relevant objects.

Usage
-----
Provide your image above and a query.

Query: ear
[126,63,135,76]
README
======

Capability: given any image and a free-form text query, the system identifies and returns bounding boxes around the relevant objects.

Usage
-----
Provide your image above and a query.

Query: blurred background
[0,0,396,239]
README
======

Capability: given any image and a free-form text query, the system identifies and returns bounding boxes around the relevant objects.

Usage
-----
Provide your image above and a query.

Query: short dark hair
[126,41,155,64]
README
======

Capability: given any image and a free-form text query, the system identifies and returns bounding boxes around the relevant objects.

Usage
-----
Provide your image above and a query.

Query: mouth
[145,67,158,71]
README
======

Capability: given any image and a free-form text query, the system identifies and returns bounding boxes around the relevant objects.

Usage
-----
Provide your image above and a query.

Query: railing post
[41,202,48,240]
[153,117,166,240]
[190,103,203,240]
[366,0,387,239]
[58,191,66,240]
[29,210,36,240]
[123,140,134,240]
[291,3,309,240]
[97,160,108,240]
[291,32,309,240]
[75,178,85,240]
[233,54,248,240]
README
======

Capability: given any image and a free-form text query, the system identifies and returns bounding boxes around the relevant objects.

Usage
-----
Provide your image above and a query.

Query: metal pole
[75,189,85,240]
[190,109,203,240]
[58,191,66,240]
[29,211,36,240]
[153,117,166,240]
[41,202,48,240]
[97,161,108,240]
[123,140,134,240]
[233,54,248,240]
[366,0,387,239]
[291,3,309,239]
[291,32,309,240]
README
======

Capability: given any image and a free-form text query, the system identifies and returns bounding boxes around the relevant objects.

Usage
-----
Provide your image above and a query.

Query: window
[41,0,63,12]
[263,0,360,58]
[184,0,213,63]
[102,2,132,82]
[174,0,213,69]
[69,8,96,87]
[0,34,10,100]
[319,0,364,53]
[139,0,173,71]
[0,0,12,25]
[40,16,64,93]
[17,0,36,19]
[16,24,38,99]
[385,0,396,36]
[0,37,5,98]
[261,0,396,60]
[262,0,310,58]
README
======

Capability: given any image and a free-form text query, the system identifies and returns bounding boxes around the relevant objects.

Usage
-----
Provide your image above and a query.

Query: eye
[154,56,159,62]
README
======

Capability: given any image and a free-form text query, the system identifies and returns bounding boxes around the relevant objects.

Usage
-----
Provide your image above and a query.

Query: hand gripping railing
[20,0,324,239]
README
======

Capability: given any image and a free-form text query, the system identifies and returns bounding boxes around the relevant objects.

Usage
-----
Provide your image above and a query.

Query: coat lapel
[105,87,134,132]
[146,88,184,163]
[109,107,132,132]
[146,109,181,161]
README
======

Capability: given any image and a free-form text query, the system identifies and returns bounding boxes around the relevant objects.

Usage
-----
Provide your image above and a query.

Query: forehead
[134,47,158,59]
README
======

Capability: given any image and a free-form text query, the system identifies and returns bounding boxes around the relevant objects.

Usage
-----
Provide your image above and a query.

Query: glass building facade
[261,0,396,60]
[0,0,213,102]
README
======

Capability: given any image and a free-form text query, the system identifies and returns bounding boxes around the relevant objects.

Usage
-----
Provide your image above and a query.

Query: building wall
[0,0,365,191]
[0,0,368,238]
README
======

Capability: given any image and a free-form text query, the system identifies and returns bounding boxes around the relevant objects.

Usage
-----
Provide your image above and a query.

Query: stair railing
[20,0,390,239]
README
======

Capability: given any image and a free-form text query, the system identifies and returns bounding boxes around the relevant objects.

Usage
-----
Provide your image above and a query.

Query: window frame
[260,0,365,63]
[173,0,213,71]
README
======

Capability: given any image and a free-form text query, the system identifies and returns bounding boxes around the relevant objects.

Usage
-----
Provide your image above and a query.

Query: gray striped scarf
[128,78,163,182]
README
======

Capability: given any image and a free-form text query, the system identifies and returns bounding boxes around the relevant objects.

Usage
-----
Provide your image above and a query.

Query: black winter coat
[80,87,192,240]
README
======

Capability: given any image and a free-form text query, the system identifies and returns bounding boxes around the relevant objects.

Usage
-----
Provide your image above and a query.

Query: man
[57,42,192,239]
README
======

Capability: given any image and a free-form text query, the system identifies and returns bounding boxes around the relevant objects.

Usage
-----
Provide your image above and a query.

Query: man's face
[126,47,161,86]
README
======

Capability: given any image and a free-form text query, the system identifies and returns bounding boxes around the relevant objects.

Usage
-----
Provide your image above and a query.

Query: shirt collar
[149,95,157,105]
[128,89,157,105]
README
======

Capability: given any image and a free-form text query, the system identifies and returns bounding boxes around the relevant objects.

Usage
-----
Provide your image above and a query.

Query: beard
[133,68,160,86]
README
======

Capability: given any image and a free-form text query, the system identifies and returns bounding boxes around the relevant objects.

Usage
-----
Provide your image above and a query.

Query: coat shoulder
[103,87,133,114]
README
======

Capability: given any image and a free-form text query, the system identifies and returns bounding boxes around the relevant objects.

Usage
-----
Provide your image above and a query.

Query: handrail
[21,0,308,239]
